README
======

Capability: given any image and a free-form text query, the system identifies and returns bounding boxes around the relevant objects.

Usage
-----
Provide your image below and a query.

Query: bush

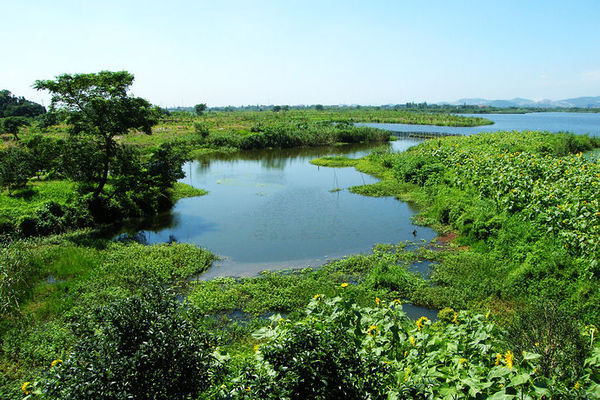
[43,285,225,400]
[393,154,445,186]
[194,121,210,138]
[508,301,588,381]
[0,242,35,318]
[0,146,34,194]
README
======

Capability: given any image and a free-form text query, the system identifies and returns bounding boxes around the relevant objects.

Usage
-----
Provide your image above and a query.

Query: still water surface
[118,112,597,280]
[117,140,434,279]
[359,112,600,136]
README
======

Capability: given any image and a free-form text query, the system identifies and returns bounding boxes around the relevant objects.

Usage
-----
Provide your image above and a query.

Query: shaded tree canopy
[34,71,160,198]
[194,103,207,116]
[0,90,46,118]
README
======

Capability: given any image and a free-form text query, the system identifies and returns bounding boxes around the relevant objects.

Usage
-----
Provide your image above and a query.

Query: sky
[2,0,599,107]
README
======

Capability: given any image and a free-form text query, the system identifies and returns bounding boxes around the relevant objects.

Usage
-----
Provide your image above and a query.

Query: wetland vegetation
[2,74,600,399]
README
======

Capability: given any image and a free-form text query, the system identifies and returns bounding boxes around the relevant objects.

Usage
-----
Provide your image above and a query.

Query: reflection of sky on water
[113,140,436,277]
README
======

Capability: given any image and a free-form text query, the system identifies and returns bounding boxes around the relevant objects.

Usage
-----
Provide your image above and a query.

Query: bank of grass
[0,180,76,221]
[18,108,491,156]
[310,156,359,167]
[0,230,436,397]
[317,130,600,323]
[0,233,216,398]
[171,182,208,201]
[0,180,204,236]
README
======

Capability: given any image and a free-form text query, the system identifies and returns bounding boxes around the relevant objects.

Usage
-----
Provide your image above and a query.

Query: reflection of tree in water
[189,142,393,172]
[110,212,180,243]
[114,231,149,245]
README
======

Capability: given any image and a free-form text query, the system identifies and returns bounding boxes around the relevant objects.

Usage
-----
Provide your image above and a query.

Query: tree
[34,71,159,198]
[194,103,207,116]
[0,89,45,118]
[2,116,30,140]
[0,146,34,195]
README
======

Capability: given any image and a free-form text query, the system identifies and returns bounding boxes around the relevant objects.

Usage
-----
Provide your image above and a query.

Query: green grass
[171,182,208,201]
[0,180,76,220]
[310,156,359,167]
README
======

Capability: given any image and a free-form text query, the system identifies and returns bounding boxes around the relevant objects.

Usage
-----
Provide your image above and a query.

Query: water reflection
[111,139,436,277]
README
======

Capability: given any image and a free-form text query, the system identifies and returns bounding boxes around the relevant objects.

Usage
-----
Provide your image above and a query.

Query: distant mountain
[448,96,600,108]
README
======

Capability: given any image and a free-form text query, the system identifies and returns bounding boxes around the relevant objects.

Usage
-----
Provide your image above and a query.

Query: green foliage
[42,285,225,400]
[0,242,35,318]
[194,121,210,138]
[351,130,600,321]
[225,295,600,399]
[0,146,35,194]
[195,103,207,116]
[23,135,64,178]
[393,153,446,186]
[0,90,45,118]
[508,302,588,382]
[34,71,160,198]
[1,116,30,139]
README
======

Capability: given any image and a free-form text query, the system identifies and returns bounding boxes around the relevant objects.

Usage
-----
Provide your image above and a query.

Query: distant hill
[449,96,600,108]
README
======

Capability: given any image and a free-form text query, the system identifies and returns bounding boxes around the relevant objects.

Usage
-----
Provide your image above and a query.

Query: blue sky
[2,0,599,107]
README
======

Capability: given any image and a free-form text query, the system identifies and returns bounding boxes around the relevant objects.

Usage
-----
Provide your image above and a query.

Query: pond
[358,112,600,136]
[116,112,597,281]
[115,140,436,279]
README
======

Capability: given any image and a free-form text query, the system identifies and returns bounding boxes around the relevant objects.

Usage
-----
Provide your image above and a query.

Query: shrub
[43,285,225,400]
[508,301,588,381]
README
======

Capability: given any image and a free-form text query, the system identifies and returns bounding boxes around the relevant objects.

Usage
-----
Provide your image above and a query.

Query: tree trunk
[93,136,112,199]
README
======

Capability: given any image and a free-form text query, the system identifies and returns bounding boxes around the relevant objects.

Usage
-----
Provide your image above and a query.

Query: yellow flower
[404,350,408,357]
[341,282,349,288]
[51,358,63,367]
[535,342,539,347]
[253,344,259,353]
[459,358,467,366]
[313,294,320,300]
[574,381,581,390]
[494,353,502,366]
[505,350,514,369]
[416,316,428,331]
[367,325,378,336]
[392,299,402,305]
[245,387,251,392]
[452,313,458,325]
[278,317,284,324]
[485,311,491,319]
[375,297,380,306]
[409,336,415,346]
[21,382,31,394]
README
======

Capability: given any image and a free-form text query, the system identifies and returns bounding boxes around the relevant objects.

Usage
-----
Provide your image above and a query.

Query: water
[358,112,600,136]
[115,141,435,278]
[116,112,596,282]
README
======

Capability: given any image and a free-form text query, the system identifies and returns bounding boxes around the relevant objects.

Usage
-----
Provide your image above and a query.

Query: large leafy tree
[34,71,159,198]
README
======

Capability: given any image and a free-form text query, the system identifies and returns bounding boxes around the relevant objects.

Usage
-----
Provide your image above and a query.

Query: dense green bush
[0,146,35,194]
[42,285,225,400]
[393,154,445,186]
[224,295,600,399]
[508,302,588,382]
[0,242,35,318]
